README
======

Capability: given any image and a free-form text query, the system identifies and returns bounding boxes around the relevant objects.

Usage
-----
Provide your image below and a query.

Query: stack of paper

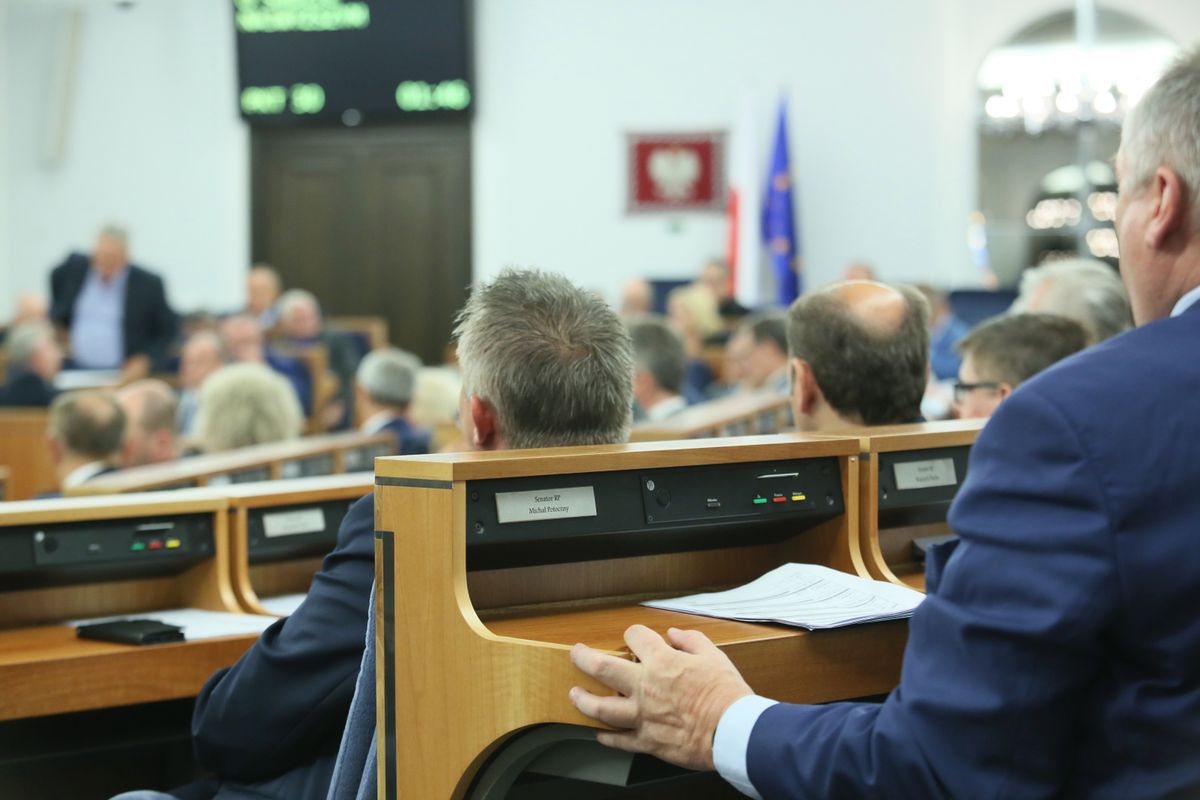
[71,608,278,640]
[642,563,924,630]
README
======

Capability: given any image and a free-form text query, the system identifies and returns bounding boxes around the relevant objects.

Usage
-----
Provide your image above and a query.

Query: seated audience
[246,264,283,330]
[786,280,929,431]
[277,289,358,428]
[724,316,792,398]
[354,347,431,455]
[628,315,689,421]
[48,224,177,377]
[1010,257,1132,343]
[116,379,180,467]
[176,331,226,435]
[219,313,312,415]
[194,362,303,452]
[667,284,722,396]
[47,390,125,491]
[139,269,634,800]
[619,276,654,318]
[0,321,62,407]
[953,312,1088,419]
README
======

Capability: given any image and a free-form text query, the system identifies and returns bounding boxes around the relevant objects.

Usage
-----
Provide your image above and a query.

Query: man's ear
[1146,166,1187,249]
[790,358,823,415]
[46,436,62,464]
[468,394,501,451]
[996,381,1015,402]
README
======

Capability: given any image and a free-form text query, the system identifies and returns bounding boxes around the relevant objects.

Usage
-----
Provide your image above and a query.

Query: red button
[772,496,787,503]
[148,540,163,550]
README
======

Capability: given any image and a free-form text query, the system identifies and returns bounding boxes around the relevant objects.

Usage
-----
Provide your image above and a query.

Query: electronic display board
[234,0,471,125]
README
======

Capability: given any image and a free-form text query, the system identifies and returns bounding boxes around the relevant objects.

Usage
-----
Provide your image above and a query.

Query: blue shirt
[70,267,128,368]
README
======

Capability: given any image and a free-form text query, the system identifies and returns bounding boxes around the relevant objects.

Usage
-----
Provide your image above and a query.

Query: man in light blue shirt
[49,225,177,379]
[569,49,1200,799]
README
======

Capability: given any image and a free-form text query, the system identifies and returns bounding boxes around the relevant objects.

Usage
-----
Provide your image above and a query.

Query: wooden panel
[0,495,252,720]
[0,626,258,721]
[376,439,892,799]
[0,409,55,500]
[67,431,392,495]
[630,391,792,442]
[376,433,860,483]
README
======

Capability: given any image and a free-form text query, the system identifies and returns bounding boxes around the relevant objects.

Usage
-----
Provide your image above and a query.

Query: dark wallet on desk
[76,619,185,645]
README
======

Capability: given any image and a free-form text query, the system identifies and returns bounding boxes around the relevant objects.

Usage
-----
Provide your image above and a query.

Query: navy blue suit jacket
[745,305,1200,798]
[191,493,375,798]
[48,253,178,370]
[379,417,431,456]
[0,370,58,407]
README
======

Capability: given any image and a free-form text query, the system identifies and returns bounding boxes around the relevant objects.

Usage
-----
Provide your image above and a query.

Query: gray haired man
[115,268,636,800]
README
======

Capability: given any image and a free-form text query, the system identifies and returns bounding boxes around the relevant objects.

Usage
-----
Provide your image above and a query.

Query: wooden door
[251,125,471,364]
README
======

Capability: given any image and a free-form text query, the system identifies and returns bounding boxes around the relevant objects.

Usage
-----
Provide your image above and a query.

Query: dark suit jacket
[379,416,431,456]
[49,252,178,369]
[0,370,58,407]
[744,304,1200,798]
[191,494,374,798]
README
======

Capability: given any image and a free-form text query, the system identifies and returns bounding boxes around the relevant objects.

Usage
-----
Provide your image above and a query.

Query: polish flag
[726,94,765,308]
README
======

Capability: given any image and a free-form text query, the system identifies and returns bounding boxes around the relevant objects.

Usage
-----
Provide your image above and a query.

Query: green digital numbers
[290,83,326,114]
[235,0,370,33]
[241,83,325,116]
[395,80,471,112]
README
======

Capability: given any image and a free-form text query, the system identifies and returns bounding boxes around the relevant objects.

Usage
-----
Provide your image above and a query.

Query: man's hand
[569,624,753,771]
[121,354,151,382]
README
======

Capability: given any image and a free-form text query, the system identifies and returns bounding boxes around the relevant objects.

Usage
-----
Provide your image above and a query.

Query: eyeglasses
[953,381,1001,404]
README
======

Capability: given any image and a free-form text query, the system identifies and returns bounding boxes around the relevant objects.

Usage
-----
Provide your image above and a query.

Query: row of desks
[0,421,982,797]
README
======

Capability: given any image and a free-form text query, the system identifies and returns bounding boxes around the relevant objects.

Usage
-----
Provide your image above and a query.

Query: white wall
[1,0,248,315]
[2,1,1198,316]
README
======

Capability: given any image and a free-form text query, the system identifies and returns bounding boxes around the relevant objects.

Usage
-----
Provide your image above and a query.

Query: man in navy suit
[354,347,431,455]
[49,225,178,377]
[570,50,1200,798]
[157,269,635,800]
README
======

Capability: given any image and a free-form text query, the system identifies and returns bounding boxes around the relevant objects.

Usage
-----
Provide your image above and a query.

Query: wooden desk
[67,431,394,495]
[629,391,792,442]
[374,434,908,798]
[0,465,9,501]
[0,493,258,722]
[830,420,984,591]
[0,409,55,500]
[218,473,373,614]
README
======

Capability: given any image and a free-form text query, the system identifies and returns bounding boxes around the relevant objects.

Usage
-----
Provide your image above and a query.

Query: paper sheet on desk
[258,593,307,617]
[70,608,277,640]
[642,563,925,630]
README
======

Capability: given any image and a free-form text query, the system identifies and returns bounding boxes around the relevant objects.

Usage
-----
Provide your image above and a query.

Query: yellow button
[791,494,806,502]
[166,538,182,549]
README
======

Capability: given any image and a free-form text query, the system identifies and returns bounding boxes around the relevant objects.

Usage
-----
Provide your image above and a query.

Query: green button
[752,497,768,505]
[130,542,146,551]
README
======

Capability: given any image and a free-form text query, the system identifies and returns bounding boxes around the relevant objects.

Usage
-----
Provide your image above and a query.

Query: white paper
[642,563,925,630]
[71,608,277,640]
[258,593,308,616]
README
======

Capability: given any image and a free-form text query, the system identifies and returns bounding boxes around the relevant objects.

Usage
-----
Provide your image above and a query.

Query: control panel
[246,498,356,564]
[876,445,971,527]
[465,457,843,569]
[0,514,216,590]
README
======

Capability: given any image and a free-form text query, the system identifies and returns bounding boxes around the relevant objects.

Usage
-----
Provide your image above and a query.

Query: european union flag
[763,100,801,304]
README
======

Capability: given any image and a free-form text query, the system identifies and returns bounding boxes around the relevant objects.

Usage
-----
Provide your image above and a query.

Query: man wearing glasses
[951,311,1088,419]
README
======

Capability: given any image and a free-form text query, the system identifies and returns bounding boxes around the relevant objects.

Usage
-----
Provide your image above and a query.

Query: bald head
[48,390,126,462]
[786,280,930,429]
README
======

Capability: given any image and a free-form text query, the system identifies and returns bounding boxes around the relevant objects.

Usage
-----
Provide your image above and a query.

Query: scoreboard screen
[234,0,471,126]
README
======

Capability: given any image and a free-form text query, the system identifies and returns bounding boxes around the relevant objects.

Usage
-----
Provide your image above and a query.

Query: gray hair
[627,315,686,395]
[1011,258,1132,343]
[357,347,422,408]
[1121,47,1200,215]
[6,321,54,370]
[48,390,126,460]
[195,363,303,452]
[97,223,128,246]
[117,379,179,436]
[278,288,320,321]
[454,268,634,449]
